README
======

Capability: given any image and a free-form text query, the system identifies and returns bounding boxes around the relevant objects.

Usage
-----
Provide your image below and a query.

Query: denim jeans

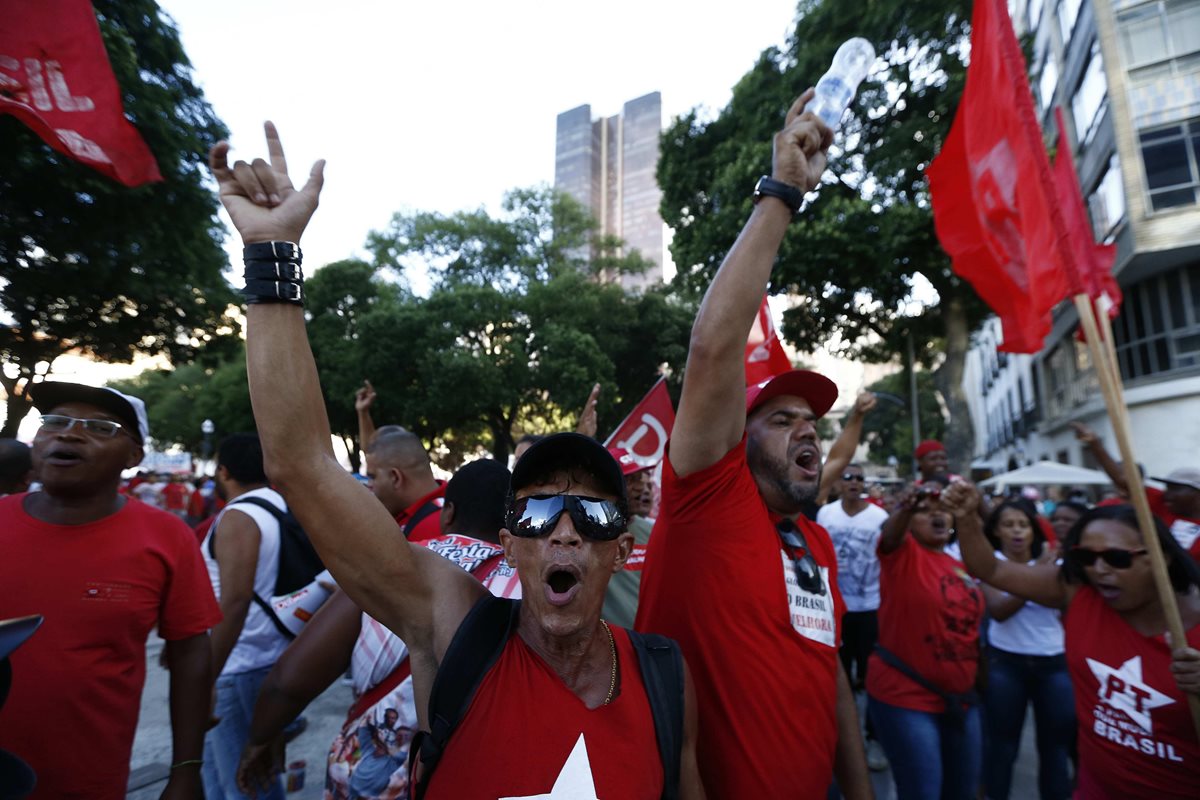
[868,695,982,800]
[982,647,1075,800]
[203,666,286,800]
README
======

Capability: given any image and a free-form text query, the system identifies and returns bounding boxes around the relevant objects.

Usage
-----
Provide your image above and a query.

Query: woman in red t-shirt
[953,485,1200,800]
[866,480,985,799]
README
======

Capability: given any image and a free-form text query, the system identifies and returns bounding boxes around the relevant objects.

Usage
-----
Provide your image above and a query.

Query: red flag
[926,0,1069,354]
[1051,107,1121,310]
[604,377,675,470]
[0,0,162,186]
[745,295,793,385]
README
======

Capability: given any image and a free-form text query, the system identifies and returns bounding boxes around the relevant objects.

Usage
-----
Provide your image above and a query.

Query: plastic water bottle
[805,38,876,130]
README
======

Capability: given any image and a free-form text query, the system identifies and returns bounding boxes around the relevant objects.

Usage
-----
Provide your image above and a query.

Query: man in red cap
[635,91,871,798]
[914,439,951,482]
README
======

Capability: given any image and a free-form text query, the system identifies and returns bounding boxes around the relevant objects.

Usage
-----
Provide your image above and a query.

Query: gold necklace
[601,619,617,705]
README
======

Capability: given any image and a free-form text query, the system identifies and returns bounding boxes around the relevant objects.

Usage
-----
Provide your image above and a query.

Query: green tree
[0,0,236,437]
[861,369,946,476]
[657,0,989,470]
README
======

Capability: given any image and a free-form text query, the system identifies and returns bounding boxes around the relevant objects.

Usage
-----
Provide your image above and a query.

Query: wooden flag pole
[1072,294,1200,737]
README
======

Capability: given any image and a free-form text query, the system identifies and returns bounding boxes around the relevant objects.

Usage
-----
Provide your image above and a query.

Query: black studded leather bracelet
[242,241,304,306]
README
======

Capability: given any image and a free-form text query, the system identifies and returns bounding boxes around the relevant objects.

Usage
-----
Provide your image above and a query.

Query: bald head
[365,428,438,515]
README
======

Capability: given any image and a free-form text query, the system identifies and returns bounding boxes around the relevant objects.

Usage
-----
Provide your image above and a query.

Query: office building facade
[963,0,1200,476]
[554,92,664,290]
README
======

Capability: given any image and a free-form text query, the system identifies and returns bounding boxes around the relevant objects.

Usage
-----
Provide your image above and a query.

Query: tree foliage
[658,0,991,464]
[0,0,236,437]
[860,369,946,476]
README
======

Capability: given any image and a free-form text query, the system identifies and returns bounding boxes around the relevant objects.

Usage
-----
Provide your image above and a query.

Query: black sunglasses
[777,520,826,596]
[1068,547,1148,570]
[507,494,627,541]
[841,473,865,481]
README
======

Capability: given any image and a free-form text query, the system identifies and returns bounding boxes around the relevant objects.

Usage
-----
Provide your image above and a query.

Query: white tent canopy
[979,460,1114,489]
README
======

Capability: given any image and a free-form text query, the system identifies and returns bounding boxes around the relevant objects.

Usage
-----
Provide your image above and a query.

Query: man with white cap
[635,91,871,798]
[0,381,221,799]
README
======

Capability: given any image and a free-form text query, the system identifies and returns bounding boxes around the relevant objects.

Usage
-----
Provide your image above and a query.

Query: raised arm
[818,391,876,503]
[209,123,482,648]
[356,379,378,449]
[942,480,1069,610]
[1071,422,1126,493]
[878,490,916,555]
[669,90,832,478]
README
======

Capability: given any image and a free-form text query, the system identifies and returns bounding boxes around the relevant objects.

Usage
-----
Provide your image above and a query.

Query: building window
[1139,117,1200,211]
[1071,44,1108,145]
[1118,0,1200,82]
[1039,53,1059,111]
[1058,0,1083,43]
[1088,153,1126,240]
[1112,265,1200,379]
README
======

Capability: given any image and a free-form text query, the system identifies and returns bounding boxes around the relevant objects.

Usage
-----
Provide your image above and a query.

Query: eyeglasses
[1067,547,1148,570]
[507,494,627,541]
[38,414,127,438]
[841,473,865,482]
[777,520,827,596]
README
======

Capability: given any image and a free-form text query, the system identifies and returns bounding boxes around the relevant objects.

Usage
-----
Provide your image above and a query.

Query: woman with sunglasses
[951,485,1200,800]
[865,479,985,799]
[979,500,1074,800]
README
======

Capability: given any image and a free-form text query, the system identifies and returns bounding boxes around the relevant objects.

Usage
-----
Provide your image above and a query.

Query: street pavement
[128,634,1040,799]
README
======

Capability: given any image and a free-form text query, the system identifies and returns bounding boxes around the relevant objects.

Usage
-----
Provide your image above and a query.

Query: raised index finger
[264,121,290,180]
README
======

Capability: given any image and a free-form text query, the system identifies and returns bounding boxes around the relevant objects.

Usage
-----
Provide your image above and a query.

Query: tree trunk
[935,295,973,475]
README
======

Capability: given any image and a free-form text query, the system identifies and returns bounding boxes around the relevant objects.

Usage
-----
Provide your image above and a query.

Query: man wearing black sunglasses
[0,381,220,798]
[635,91,871,799]
[211,124,703,799]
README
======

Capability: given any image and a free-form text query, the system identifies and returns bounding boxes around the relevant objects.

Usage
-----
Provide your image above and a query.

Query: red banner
[745,295,793,385]
[604,377,675,470]
[0,0,162,186]
[926,0,1069,354]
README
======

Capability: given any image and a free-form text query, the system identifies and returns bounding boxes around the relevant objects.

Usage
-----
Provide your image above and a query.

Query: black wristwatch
[753,175,805,214]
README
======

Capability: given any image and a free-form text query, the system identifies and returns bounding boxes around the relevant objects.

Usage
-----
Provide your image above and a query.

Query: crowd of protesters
[1,92,1200,800]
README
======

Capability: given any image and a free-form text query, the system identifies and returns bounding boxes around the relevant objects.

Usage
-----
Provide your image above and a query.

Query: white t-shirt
[987,552,1065,656]
[202,487,289,675]
[816,500,889,612]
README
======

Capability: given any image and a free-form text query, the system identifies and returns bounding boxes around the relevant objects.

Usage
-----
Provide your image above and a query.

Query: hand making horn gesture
[208,121,325,244]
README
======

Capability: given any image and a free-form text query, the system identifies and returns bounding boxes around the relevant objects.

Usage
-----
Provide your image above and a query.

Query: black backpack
[207,495,326,639]
[409,594,684,800]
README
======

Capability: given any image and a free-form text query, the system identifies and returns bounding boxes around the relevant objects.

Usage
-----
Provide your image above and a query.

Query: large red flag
[0,0,163,186]
[604,377,675,470]
[926,0,1069,353]
[745,295,793,385]
[1051,107,1121,310]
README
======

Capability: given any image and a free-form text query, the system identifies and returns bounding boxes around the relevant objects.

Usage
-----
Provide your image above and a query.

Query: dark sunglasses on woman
[1067,546,1148,570]
[506,494,627,541]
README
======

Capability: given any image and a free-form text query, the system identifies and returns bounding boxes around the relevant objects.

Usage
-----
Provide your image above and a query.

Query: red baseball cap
[745,370,838,419]
[914,440,946,460]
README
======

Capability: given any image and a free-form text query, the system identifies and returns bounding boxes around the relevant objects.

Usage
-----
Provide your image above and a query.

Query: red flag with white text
[926,0,1070,353]
[0,0,163,186]
[745,295,793,385]
[604,377,675,471]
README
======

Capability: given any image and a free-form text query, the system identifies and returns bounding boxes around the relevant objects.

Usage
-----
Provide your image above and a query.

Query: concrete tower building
[554,92,664,291]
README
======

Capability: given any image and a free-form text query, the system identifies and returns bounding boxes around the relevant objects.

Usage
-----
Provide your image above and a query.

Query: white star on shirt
[500,733,599,800]
[1087,655,1175,733]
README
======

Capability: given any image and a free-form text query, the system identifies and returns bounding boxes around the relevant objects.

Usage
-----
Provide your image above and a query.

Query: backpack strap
[627,629,684,800]
[210,496,297,640]
[409,594,520,800]
[403,499,441,539]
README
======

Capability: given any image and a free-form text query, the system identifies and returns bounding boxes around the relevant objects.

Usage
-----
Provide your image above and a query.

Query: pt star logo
[500,733,600,800]
[1087,655,1174,732]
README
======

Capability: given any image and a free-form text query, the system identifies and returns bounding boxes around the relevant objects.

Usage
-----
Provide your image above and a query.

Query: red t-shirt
[635,439,845,798]
[867,535,984,713]
[0,493,221,799]
[426,625,662,799]
[394,482,445,542]
[1066,585,1200,798]
[161,481,189,512]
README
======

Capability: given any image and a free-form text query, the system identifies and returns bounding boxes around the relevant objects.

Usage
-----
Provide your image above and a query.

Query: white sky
[10,0,899,441]
[160,0,804,277]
